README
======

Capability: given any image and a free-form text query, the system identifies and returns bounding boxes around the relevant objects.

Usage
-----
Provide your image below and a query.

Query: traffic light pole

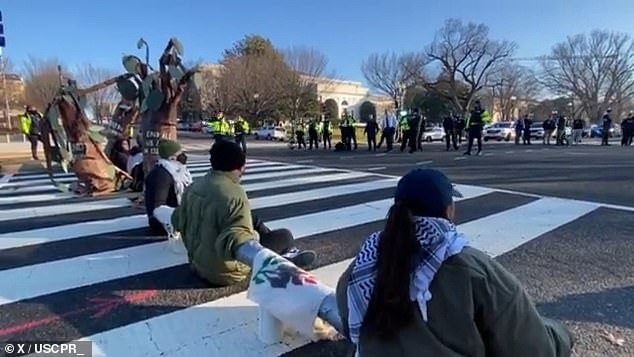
[0,47,10,130]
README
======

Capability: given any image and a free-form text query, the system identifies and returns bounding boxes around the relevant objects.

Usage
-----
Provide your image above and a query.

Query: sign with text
[143,130,161,156]
[70,142,87,160]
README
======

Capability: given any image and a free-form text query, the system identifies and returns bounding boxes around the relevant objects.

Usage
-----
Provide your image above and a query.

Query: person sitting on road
[171,140,317,286]
[144,139,193,235]
[126,145,144,192]
[336,168,573,357]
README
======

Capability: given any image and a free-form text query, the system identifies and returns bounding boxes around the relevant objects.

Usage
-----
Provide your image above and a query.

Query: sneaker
[463,151,471,156]
[476,151,483,156]
[282,248,317,269]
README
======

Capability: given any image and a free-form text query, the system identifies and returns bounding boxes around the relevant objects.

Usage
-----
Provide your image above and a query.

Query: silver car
[484,122,515,142]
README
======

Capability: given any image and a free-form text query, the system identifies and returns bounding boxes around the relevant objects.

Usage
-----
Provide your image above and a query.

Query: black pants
[601,131,609,145]
[408,128,420,153]
[366,133,376,151]
[622,130,633,146]
[400,130,411,152]
[445,132,458,150]
[523,132,531,145]
[260,229,294,255]
[322,132,332,149]
[28,134,41,160]
[235,134,247,152]
[466,128,482,153]
[308,131,319,149]
[296,133,306,149]
[555,129,565,145]
[350,128,358,150]
[416,128,423,150]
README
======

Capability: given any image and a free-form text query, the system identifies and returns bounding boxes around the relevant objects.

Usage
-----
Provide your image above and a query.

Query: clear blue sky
[3,0,634,87]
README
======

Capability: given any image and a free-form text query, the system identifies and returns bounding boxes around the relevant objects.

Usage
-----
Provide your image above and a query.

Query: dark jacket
[144,165,177,235]
[556,116,566,130]
[364,121,378,135]
[336,247,573,357]
[443,116,455,131]
[468,109,484,129]
[602,114,612,130]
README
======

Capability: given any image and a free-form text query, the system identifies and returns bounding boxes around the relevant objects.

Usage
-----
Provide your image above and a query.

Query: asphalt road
[0,135,632,357]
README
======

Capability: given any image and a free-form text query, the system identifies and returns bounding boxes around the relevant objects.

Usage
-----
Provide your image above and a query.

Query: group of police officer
[208,111,251,152]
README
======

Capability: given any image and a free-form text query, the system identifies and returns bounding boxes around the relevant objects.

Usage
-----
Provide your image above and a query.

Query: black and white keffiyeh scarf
[346,216,468,349]
[157,159,193,204]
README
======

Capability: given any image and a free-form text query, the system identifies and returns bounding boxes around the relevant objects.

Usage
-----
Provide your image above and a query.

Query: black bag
[334,142,346,152]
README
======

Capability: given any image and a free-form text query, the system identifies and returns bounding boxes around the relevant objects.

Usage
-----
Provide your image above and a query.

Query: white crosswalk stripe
[0,159,626,357]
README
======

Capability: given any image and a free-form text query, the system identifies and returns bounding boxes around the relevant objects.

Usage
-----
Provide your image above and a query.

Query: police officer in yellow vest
[234,116,250,153]
[341,109,357,151]
[308,118,320,150]
[19,105,44,160]
[210,111,233,142]
[399,112,411,153]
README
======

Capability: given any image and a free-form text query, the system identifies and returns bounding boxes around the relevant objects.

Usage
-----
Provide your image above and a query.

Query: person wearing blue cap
[336,168,573,357]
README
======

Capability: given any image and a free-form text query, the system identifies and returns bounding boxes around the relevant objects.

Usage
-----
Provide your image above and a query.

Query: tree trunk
[56,100,119,196]
[141,109,178,174]
[104,101,139,156]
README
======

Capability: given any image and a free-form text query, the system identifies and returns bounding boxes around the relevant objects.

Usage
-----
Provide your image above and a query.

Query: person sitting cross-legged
[336,168,573,357]
[171,140,317,286]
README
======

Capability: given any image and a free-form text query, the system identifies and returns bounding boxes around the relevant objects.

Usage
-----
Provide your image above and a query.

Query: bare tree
[361,51,422,104]
[74,64,119,124]
[540,30,634,121]
[23,56,69,110]
[282,46,332,120]
[425,19,516,114]
[218,53,290,122]
[489,63,540,120]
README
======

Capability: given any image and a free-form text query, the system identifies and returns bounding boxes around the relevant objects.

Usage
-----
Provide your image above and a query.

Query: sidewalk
[0,141,43,161]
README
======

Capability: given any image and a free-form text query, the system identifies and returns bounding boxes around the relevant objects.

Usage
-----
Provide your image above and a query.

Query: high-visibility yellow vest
[235,119,250,134]
[19,114,31,135]
[399,116,410,130]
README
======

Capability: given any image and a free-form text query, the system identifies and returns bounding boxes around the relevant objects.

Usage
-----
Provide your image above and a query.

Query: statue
[118,37,201,174]
[40,71,134,196]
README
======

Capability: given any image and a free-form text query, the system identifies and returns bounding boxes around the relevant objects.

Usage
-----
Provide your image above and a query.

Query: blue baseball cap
[394,168,463,215]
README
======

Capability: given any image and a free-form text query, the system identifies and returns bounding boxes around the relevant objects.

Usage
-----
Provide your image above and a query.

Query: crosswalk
[0,158,630,357]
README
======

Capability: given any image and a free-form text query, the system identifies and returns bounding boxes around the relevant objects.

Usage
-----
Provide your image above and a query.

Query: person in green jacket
[171,140,316,286]
[19,105,44,160]
[337,168,573,357]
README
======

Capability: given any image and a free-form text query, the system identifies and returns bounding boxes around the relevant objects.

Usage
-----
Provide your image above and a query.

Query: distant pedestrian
[621,112,634,146]
[364,115,378,151]
[464,100,485,156]
[571,118,584,145]
[443,114,458,150]
[308,119,319,149]
[408,109,423,153]
[514,117,524,145]
[522,115,533,145]
[377,110,397,151]
[601,109,612,146]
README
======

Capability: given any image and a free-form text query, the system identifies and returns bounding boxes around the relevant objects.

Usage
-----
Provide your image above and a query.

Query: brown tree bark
[56,99,118,195]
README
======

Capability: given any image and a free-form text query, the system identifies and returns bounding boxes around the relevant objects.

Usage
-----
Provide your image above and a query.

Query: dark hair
[361,201,449,339]
[361,202,417,339]
[209,140,246,171]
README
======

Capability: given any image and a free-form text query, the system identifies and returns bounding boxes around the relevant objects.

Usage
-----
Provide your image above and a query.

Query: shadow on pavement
[538,286,634,329]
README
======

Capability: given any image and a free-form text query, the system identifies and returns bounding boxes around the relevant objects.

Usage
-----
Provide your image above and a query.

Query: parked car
[422,127,446,142]
[590,124,621,138]
[253,126,287,141]
[484,122,515,142]
[530,122,550,139]
[177,120,190,131]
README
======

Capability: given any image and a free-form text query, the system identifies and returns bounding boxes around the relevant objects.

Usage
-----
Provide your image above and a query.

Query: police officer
[464,100,485,156]
[455,115,466,145]
[399,111,411,153]
[19,105,43,160]
[523,114,533,145]
[542,113,555,145]
[601,108,612,146]
[408,108,423,153]
[322,115,333,149]
[295,120,307,149]
[308,119,319,149]
[443,113,458,151]
[364,114,379,151]
[234,116,250,153]
[621,112,634,146]
[211,111,232,142]
[555,114,567,146]
[514,117,524,145]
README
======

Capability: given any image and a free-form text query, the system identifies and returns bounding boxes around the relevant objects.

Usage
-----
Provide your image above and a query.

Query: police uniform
[234,117,250,153]
[321,118,332,149]
[464,103,485,155]
[308,120,319,149]
[601,111,612,146]
[19,108,43,160]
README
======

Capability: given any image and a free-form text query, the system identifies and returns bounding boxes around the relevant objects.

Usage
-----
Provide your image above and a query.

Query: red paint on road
[0,290,158,338]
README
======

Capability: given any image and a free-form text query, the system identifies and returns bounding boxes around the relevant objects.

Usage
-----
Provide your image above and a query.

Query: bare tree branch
[425,19,517,114]
[361,51,420,100]
[23,56,69,111]
[281,46,331,120]
[74,63,119,124]
[540,30,634,121]
[488,63,541,120]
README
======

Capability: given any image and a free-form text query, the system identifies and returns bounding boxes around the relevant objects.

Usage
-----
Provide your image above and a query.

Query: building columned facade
[198,64,392,122]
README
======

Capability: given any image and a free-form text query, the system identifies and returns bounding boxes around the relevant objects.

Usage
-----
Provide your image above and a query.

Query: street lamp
[253,93,260,124]
[510,96,517,121]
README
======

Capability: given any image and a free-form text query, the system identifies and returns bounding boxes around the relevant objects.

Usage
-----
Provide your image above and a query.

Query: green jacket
[172,170,255,286]
[336,247,573,357]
